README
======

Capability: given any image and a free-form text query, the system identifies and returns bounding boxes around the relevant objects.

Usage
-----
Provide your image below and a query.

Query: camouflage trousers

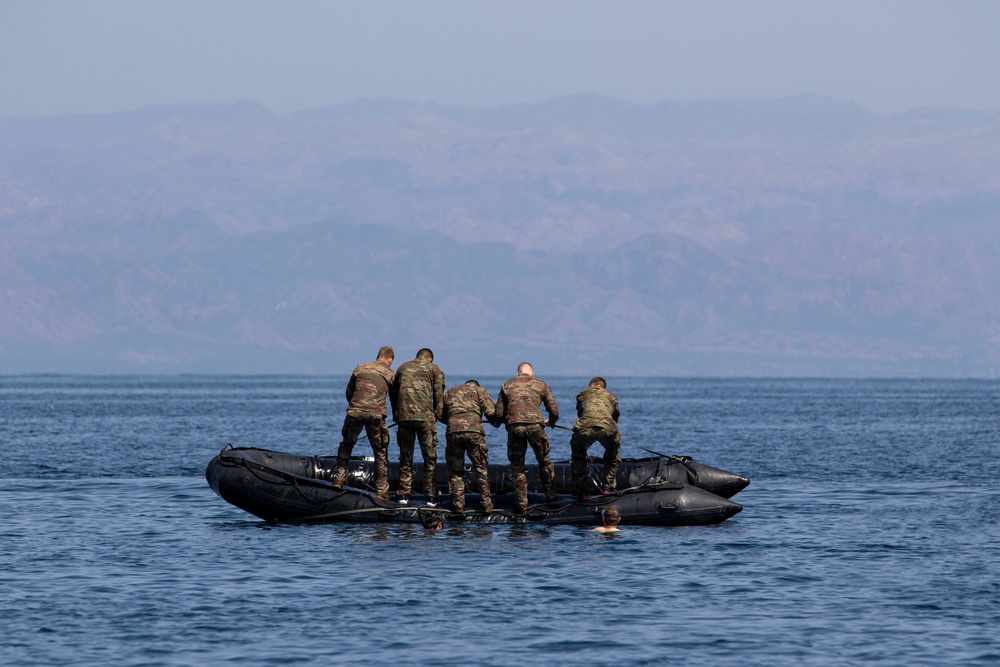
[445,432,492,512]
[396,420,439,499]
[332,412,389,498]
[506,424,555,513]
[570,426,621,494]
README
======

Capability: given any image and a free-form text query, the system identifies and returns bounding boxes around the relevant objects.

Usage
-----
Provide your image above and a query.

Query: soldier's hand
[546,417,558,428]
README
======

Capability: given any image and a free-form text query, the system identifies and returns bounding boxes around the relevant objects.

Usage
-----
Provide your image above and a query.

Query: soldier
[570,377,621,501]
[330,346,396,501]
[494,361,559,514]
[391,348,446,505]
[441,379,500,515]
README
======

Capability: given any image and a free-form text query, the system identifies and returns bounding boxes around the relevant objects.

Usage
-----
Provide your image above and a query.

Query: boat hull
[206,446,744,527]
[227,446,749,499]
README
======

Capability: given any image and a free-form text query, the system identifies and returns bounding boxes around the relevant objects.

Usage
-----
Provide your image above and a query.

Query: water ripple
[2,377,999,665]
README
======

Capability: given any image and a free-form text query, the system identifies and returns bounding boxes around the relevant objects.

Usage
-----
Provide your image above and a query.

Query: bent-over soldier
[494,361,559,514]
[331,346,396,500]
[570,376,621,500]
[391,348,446,504]
[441,379,500,515]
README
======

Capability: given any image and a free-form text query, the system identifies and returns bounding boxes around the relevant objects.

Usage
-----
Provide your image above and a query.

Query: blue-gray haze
[3,2,999,376]
[1,97,998,376]
[2,1,999,116]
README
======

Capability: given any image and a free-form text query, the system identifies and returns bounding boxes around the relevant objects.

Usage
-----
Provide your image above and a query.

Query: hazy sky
[2,0,998,117]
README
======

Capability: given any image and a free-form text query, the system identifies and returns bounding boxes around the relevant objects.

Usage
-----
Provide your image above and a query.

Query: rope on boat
[296,505,451,522]
[223,454,348,507]
[219,450,680,521]
[515,480,661,517]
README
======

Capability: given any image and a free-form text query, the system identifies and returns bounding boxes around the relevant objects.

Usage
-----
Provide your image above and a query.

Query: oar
[551,423,672,459]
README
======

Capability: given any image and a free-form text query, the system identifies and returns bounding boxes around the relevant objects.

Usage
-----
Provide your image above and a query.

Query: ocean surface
[2,375,998,666]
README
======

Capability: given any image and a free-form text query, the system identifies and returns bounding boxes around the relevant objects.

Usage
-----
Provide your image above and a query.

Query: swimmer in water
[592,505,621,533]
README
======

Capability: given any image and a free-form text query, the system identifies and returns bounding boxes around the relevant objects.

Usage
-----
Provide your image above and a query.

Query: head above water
[602,505,621,526]
[416,348,434,362]
[589,377,607,389]
[516,362,534,377]
[465,380,480,387]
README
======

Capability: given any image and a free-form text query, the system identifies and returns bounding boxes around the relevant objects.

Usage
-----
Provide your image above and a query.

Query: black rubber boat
[217,445,749,499]
[206,446,745,527]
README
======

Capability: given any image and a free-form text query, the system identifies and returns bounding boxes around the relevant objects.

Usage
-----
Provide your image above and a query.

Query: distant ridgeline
[1,95,998,376]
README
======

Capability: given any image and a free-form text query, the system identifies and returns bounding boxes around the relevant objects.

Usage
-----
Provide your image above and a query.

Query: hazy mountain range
[2,94,998,376]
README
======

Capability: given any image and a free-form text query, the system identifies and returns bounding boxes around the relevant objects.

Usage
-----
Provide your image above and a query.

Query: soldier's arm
[494,389,508,424]
[612,395,620,423]
[345,372,357,404]
[543,384,559,427]
[433,368,446,421]
[439,396,449,424]
[388,370,400,419]
[481,390,500,428]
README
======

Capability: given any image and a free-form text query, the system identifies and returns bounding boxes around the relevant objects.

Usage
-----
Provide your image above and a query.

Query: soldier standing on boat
[494,361,559,514]
[441,379,500,515]
[570,377,621,501]
[391,348,446,505]
[331,346,396,501]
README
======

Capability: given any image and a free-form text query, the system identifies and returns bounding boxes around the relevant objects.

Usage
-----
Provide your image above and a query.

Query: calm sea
[2,376,998,666]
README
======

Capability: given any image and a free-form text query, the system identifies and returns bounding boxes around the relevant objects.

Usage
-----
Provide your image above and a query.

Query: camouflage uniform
[391,358,446,500]
[570,386,621,495]
[441,382,499,513]
[331,360,396,499]
[495,374,559,513]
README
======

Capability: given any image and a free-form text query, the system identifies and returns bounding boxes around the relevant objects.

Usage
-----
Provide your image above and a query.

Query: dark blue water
[2,376,999,666]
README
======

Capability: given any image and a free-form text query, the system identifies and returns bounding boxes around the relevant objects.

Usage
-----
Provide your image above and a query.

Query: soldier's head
[602,505,621,527]
[376,346,395,366]
[517,362,534,377]
[419,511,443,530]
[416,348,434,362]
[589,377,607,389]
[465,380,480,387]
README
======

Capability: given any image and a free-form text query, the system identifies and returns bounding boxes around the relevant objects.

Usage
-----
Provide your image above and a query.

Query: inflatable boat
[206,446,746,527]
[331,448,750,499]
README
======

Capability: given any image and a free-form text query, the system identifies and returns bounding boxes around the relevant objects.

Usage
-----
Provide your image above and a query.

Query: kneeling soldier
[441,380,500,514]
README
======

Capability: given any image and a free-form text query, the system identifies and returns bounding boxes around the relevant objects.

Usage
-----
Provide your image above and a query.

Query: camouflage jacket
[495,375,559,426]
[441,383,499,435]
[345,361,396,417]
[573,386,620,431]
[391,358,445,422]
